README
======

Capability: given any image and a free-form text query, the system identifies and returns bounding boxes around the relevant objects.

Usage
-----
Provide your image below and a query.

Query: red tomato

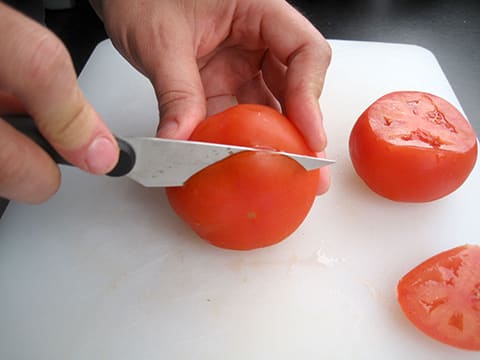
[349,91,477,202]
[165,104,320,250]
[397,245,480,351]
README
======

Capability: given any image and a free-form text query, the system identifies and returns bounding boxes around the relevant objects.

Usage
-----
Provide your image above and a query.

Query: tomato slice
[397,244,480,351]
[349,91,478,202]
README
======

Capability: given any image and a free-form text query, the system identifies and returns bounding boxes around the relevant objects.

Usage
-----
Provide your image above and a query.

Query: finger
[261,50,287,109]
[117,15,207,139]
[153,49,206,140]
[317,167,331,195]
[316,152,331,195]
[206,94,238,117]
[97,1,208,140]
[0,118,60,203]
[284,44,330,153]
[255,1,332,151]
[205,73,281,116]
[200,47,280,113]
[0,92,58,202]
[235,72,281,111]
[153,47,207,139]
[149,33,207,140]
[199,47,265,95]
[0,3,118,175]
[0,91,25,114]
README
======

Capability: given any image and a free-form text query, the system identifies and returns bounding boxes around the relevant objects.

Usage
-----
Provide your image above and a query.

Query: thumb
[97,1,207,140]
[1,4,118,175]
[148,39,206,140]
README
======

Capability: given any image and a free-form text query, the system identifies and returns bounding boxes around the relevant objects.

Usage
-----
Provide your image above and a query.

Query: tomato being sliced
[397,244,480,351]
[165,104,320,250]
[349,91,478,202]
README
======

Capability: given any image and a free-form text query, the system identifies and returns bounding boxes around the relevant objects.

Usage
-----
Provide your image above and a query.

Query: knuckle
[0,127,60,203]
[0,141,27,191]
[44,100,90,146]
[320,40,332,63]
[321,40,332,65]
[26,32,71,87]
[157,88,199,117]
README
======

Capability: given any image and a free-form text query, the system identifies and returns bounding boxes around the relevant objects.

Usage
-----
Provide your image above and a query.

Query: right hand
[0,3,119,204]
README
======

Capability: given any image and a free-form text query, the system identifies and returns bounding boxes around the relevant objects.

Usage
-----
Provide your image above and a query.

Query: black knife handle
[2,114,135,177]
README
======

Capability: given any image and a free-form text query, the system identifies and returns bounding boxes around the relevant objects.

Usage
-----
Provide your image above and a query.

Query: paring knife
[4,114,335,187]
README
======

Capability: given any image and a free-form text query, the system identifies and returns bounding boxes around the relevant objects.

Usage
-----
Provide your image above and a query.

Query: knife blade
[3,114,335,187]
[123,137,334,186]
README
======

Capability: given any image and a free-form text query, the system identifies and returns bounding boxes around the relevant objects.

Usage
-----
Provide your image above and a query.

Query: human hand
[0,3,119,203]
[91,0,331,193]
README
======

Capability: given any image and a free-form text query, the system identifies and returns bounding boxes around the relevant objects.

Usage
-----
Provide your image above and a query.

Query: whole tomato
[166,104,321,250]
[349,91,477,202]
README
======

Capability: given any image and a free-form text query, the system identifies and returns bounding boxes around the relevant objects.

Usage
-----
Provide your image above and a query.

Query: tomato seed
[472,283,480,310]
[383,116,393,126]
[448,311,464,332]
[419,297,448,314]
[426,109,458,133]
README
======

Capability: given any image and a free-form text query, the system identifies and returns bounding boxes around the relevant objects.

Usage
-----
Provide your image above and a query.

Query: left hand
[90,0,331,151]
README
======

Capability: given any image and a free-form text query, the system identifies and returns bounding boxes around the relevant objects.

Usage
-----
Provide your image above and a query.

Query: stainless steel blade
[122,137,335,187]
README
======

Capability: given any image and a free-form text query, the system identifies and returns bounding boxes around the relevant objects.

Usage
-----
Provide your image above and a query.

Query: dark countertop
[45,0,479,130]
[293,0,480,133]
[1,0,479,217]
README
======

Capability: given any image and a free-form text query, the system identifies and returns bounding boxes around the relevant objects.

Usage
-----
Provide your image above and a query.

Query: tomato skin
[165,104,320,250]
[349,91,477,202]
[397,245,480,351]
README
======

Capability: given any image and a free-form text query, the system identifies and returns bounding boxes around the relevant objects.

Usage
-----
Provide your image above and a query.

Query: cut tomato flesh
[398,245,480,351]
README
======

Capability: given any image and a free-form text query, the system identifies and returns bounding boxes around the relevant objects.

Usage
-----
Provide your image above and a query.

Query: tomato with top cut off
[349,91,477,202]
[166,104,320,250]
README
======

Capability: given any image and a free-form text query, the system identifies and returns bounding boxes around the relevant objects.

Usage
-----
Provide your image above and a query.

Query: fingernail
[157,120,179,138]
[86,136,118,173]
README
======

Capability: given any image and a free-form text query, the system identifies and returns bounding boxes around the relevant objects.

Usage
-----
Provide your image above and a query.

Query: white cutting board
[1,40,479,360]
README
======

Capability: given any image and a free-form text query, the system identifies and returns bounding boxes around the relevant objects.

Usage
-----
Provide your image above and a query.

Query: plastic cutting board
[0,39,479,360]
